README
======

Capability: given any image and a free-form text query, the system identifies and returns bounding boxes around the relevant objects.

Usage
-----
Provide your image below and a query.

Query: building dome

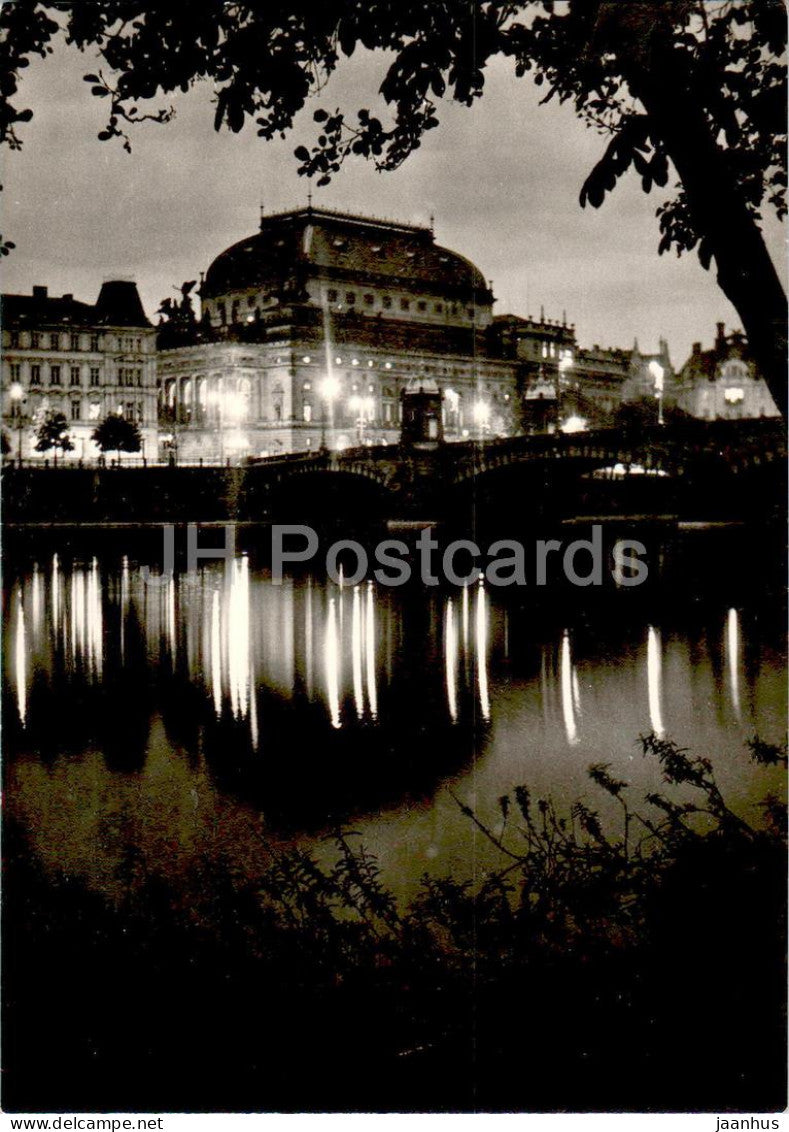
[202,207,490,302]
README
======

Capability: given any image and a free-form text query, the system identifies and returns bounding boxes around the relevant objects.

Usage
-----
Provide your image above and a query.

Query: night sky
[2,31,785,368]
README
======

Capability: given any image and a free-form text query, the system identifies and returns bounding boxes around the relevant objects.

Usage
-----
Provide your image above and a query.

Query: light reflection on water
[4,546,786,904]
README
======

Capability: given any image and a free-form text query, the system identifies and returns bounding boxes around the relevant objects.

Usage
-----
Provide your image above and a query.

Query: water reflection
[3,539,786,905]
[560,629,580,746]
[647,626,665,738]
[727,607,742,722]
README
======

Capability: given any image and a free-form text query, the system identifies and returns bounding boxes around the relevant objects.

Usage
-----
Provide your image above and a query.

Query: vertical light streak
[165,574,176,660]
[647,625,665,738]
[305,579,314,698]
[15,589,27,726]
[227,557,251,721]
[445,597,458,723]
[51,553,60,642]
[119,556,130,663]
[326,596,341,729]
[560,629,579,746]
[87,557,103,678]
[726,608,742,721]
[365,581,377,721]
[31,564,43,638]
[210,587,222,717]
[352,585,364,719]
[475,581,490,722]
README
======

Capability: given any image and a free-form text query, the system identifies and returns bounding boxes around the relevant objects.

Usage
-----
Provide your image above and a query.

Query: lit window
[724,387,744,404]
[384,362,392,370]
[303,381,311,391]
[302,356,311,363]
[352,358,359,366]
[89,401,101,420]
[335,356,342,365]
[303,404,312,422]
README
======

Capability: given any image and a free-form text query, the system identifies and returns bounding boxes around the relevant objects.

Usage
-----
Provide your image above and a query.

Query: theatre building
[157,206,521,462]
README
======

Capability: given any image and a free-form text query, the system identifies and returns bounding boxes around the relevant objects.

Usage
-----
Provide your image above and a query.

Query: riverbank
[3,736,786,1112]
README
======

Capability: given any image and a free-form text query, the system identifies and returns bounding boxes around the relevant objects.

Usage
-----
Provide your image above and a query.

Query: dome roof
[202,207,490,301]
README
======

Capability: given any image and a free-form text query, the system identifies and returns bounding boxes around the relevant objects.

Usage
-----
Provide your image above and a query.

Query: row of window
[8,363,144,387]
[6,331,145,352]
[324,289,475,318]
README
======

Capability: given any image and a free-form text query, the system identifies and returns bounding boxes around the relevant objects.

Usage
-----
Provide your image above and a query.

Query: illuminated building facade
[157,206,521,462]
[490,315,675,431]
[674,322,779,421]
[1,282,158,462]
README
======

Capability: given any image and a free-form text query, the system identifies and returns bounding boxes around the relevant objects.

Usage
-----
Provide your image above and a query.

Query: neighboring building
[674,322,779,421]
[490,315,673,430]
[2,281,157,462]
[158,206,521,462]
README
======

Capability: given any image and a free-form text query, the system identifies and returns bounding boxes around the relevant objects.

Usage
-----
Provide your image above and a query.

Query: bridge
[242,417,785,520]
[3,419,784,526]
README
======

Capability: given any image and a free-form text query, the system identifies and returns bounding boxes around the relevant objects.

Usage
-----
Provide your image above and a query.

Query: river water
[3,525,786,908]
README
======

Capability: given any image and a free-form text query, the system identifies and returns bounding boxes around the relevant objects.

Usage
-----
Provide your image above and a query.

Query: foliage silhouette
[34,410,73,465]
[1,2,786,414]
[91,411,142,464]
[3,733,786,1112]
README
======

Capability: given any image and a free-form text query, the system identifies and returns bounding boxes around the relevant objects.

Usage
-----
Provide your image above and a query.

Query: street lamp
[9,381,26,464]
[649,361,665,426]
[320,375,341,450]
[349,393,375,445]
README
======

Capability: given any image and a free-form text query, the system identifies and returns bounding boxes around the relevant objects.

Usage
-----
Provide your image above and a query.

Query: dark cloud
[3,37,784,367]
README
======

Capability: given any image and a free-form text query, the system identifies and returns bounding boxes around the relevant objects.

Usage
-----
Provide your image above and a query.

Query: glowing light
[647,626,665,737]
[475,581,490,722]
[325,596,341,729]
[352,586,364,719]
[445,598,458,723]
[210,588,222,717]
[227,557,251,721]
[474,399,490,426]
[9,381,24,402]
[648,360,665,393]
[321,375,341,402]
[560,629,579,746]
[15,589,26,726]
[51,554,60,642]
[365,582,377,720]
[561,415,587,434]
[726,608,741,720]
